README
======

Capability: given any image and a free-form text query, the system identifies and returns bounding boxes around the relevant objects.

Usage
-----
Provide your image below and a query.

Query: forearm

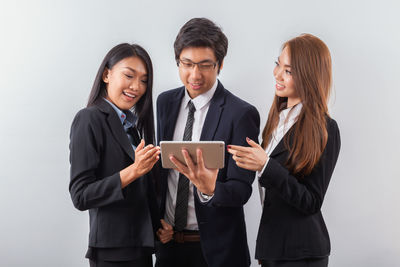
[208,179,253,207]
[259,158,323,214]
[69,172,124,211]
[120,164,140,188]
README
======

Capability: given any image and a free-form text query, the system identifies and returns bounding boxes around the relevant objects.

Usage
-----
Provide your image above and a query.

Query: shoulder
[71,105,105,129]
[326,116,340,136]
[157,87,184,103]
[324,115,341,155]
[74,105,102,120]
[222,87,259,117]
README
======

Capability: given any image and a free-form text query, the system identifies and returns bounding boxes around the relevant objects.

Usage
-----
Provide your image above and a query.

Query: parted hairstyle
[262,34,332,176]
[174,17,228,73]
[87,43,155,146]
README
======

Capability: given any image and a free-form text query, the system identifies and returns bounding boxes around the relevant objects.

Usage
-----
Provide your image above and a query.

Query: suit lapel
[269,138,286,158]
[97,100,135,161]
[163,89,184,141]
[158,89,184,216]
[269,127,295,158]
[200,82,225,141]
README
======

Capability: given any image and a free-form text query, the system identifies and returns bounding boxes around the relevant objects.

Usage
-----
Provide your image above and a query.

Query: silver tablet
[160,141,225,169]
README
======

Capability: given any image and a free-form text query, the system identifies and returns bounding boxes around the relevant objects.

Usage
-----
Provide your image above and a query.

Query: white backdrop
[1,0,399,266]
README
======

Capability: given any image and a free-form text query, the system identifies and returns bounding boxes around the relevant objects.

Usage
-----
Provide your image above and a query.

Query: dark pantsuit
[89,256,152,267]
[261,257,328,267]
[155,241,207,267]
[156,81,260,267]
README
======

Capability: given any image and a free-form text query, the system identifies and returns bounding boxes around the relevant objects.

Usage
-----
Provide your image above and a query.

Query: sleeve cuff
[197,190,214,203]
[256,157,270,178]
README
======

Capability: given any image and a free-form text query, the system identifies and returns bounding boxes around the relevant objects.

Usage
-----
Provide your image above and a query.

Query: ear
[219,60,224,71]
[102,68,110,83]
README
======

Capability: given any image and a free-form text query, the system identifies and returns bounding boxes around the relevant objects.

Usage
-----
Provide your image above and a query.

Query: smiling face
[273,46,301,107]
[103,56,148,110]
[178,47,222,99]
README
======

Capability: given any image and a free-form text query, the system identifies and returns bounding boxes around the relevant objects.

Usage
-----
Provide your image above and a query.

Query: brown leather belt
[173,231,201,243]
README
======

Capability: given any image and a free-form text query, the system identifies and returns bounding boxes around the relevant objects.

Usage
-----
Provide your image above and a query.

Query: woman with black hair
[69,43,163,267]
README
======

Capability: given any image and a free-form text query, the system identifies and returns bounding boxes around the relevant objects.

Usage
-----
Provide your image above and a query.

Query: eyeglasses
[177,59,217,71]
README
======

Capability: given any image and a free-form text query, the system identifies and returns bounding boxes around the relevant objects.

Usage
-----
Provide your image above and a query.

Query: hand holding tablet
[160,141,225,169]
[160,141,225,196]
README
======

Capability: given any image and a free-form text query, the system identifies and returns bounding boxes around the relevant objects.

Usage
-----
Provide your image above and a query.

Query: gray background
[1,0,399,266]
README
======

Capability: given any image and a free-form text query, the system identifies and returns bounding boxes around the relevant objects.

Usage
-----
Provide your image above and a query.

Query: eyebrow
[277,57,292,68]
[124,67,147,76]
[180,57,214,64]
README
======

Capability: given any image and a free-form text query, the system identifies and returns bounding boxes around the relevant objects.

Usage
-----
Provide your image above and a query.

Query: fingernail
[246,137,250,142]
[227,145,231,149]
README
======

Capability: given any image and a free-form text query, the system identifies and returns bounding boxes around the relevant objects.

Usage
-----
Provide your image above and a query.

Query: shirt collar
[103,98,136,127]
[183,79,218,111]
[279,102,303,122]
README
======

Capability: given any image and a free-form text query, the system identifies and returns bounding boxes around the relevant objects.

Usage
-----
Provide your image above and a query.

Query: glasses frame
[177,59,218,71]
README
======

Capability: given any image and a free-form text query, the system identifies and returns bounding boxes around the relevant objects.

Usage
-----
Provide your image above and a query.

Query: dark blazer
[69,99,160,250]
[156,81,260,267]
[255,117,341,261]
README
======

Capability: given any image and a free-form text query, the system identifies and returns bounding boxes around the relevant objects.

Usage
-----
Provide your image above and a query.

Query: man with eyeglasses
[155,18,260,267]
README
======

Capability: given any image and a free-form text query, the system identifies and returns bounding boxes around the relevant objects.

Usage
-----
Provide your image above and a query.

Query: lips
[275,82,285,90]
[123,90,137,100]
[189,82,203,90]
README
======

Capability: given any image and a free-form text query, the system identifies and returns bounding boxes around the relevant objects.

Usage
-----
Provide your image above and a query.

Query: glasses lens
[179,60,193,68]
[199,63,215,70]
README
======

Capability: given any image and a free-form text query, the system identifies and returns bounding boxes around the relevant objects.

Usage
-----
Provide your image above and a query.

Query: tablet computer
[160,141,225,169]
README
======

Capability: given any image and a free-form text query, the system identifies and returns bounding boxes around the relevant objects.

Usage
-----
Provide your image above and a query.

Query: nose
[129,78,141,91]
[189,65,202,80]
[274,65,283,81]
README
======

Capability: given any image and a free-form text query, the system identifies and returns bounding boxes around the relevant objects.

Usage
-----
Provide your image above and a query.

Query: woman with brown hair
[228,34,341,267]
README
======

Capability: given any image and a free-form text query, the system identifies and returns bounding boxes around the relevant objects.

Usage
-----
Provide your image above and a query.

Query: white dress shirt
[164,80,218,230]
[257,103,303,205]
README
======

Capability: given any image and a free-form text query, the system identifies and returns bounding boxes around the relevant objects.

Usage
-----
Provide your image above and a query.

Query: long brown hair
[262,34,332,176]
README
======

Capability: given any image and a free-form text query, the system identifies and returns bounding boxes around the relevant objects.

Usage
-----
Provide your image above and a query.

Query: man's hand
[170,148,219,195]
[156,219,173,244]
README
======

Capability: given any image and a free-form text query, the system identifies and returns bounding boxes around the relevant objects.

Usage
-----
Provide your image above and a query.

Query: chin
[275,91,287,98]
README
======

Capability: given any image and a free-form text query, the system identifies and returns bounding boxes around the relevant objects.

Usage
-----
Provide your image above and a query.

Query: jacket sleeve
[206,105,260,207]
[69,109,124,211]
[259,119,341,215]
[146,163,162,233]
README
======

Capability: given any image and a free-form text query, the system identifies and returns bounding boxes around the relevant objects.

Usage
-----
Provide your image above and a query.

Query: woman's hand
[170,148,219,196]
[227,137,268,172]
[156,219,173,244]
[132,139,161,176]
[120,139,160,188]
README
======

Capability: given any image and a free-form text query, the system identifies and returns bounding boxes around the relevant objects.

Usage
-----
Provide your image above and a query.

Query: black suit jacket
[69,99,160,250]
[156,81,260,267]
[255,117,341,260]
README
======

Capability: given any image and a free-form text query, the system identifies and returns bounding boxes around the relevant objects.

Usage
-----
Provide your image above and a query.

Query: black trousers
[261,257,328,267]
[89,256,152,267]
[155,240,208,267]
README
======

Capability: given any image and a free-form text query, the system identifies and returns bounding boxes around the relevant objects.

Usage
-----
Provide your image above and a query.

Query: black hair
[87,43,155,146]
[174,18,228,72]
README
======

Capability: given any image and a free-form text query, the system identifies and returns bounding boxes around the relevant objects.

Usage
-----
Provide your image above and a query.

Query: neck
[287,97,301,108]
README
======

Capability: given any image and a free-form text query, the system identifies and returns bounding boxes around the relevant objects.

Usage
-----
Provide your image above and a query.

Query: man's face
[178,47,222,98]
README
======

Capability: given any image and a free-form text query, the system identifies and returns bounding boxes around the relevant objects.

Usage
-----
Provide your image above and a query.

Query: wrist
[200,191,214,201]
[130,164,140,180]
[202,184,215,196]
[260,154,268,171]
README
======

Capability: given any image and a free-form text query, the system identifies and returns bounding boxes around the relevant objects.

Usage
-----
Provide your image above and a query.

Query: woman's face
[273,46,300,107]
[103,56,148,110]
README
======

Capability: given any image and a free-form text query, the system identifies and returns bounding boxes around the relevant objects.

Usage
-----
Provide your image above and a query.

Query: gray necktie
[174,100,196,231]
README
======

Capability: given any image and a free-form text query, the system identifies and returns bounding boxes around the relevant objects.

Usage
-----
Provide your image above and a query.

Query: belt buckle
[174,231,185,243]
